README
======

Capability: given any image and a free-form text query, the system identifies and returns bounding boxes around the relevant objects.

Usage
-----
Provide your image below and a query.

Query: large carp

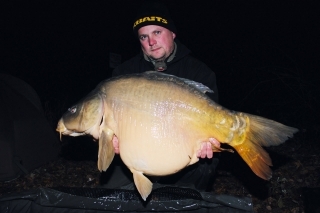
[57,71,298,200]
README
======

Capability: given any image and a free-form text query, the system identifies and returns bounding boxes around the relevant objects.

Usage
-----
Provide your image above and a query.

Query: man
[103,0,220,192]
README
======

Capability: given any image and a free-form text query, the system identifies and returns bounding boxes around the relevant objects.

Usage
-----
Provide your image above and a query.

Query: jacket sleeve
[196,69,219,103]
[111,56,138,77]
[112,64,129,77]
[180,57,219,103]
[111,55,151,77]
[112,65,124,77]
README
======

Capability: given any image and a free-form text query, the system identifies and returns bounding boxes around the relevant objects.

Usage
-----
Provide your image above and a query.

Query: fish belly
[120,132,200,176]
[115,109,205,176]
[104,77,216,176]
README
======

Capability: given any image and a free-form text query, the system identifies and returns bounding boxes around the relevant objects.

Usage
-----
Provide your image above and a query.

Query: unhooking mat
[0,186,253,212]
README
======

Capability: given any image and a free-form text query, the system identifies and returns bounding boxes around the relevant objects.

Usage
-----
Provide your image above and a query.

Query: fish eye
[68,106,77,114]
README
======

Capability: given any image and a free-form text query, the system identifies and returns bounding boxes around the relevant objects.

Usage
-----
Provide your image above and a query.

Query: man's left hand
[196,138,220,159]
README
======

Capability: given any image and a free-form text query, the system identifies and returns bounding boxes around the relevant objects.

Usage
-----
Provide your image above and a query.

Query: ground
[0,130,319,212]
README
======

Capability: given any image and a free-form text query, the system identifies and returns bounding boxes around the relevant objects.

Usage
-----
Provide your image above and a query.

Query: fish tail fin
[231,114,298,180]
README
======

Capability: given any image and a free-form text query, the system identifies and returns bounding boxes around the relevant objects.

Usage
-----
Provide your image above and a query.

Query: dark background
[1,1,319,132]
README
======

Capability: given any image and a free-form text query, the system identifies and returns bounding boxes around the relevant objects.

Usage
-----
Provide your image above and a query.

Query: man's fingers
[196,138,221,159]
[197,143,206,158]
[209,138,220,148]
[206,142,213,158]
[197,142,213,159]
[114,148,120,154]
[201,143,207,158]
[112,135,120,154]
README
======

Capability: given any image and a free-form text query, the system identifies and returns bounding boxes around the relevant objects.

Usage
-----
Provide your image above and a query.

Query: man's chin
[149,55,166,61]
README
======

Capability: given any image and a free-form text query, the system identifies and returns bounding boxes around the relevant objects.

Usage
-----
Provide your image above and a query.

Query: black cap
[133,0,177,36]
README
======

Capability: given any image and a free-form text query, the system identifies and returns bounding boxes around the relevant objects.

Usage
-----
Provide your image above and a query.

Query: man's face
[138,25,176,61]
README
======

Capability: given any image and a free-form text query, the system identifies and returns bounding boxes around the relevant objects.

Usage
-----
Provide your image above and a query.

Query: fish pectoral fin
[97,128,115,172]
[131,169,153,201]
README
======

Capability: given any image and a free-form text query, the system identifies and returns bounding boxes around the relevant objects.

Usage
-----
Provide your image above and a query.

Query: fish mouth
[61,130,86,137]
[56,118,91,140]
[56,119,85,140]
[56,119,66,140]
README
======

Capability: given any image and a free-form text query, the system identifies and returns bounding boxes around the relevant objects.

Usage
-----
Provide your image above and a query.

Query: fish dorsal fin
[183,79,214,94]
[144,71,214,94]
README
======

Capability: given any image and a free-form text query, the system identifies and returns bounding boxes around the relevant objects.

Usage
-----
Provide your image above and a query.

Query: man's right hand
[112,135,120,154]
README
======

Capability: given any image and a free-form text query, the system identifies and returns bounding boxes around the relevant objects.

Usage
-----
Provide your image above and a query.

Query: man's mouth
[151,47,161,51]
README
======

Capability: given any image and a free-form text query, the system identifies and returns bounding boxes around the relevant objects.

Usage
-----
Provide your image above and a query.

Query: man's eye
[139,35,147,40]
[155,31,161,35]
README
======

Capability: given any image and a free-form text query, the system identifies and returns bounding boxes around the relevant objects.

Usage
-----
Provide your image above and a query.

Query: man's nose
[149,37,156,46]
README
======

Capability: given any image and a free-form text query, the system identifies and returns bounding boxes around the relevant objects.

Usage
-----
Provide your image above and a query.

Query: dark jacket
[112,40,219,102]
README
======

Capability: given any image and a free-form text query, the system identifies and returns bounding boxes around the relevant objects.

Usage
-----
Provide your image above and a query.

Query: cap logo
[133,16,168,28]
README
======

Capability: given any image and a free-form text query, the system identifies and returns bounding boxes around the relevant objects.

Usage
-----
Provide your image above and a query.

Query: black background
[1,1,319,130]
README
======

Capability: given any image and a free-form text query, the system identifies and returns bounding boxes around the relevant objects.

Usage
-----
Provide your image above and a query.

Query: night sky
[1,1,318,129]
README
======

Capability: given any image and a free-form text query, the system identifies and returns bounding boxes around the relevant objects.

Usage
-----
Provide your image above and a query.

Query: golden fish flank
[56,71,298,201]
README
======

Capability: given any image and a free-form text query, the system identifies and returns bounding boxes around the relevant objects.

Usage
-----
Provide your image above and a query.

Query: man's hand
[112,135,120,154]
[196,138,220,159]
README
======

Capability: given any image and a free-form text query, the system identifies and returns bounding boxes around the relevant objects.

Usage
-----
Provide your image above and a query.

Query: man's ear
[172,32,176,39]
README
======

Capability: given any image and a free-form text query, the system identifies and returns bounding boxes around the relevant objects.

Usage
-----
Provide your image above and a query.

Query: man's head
[133,1,177,62]
[138,25,176,61]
